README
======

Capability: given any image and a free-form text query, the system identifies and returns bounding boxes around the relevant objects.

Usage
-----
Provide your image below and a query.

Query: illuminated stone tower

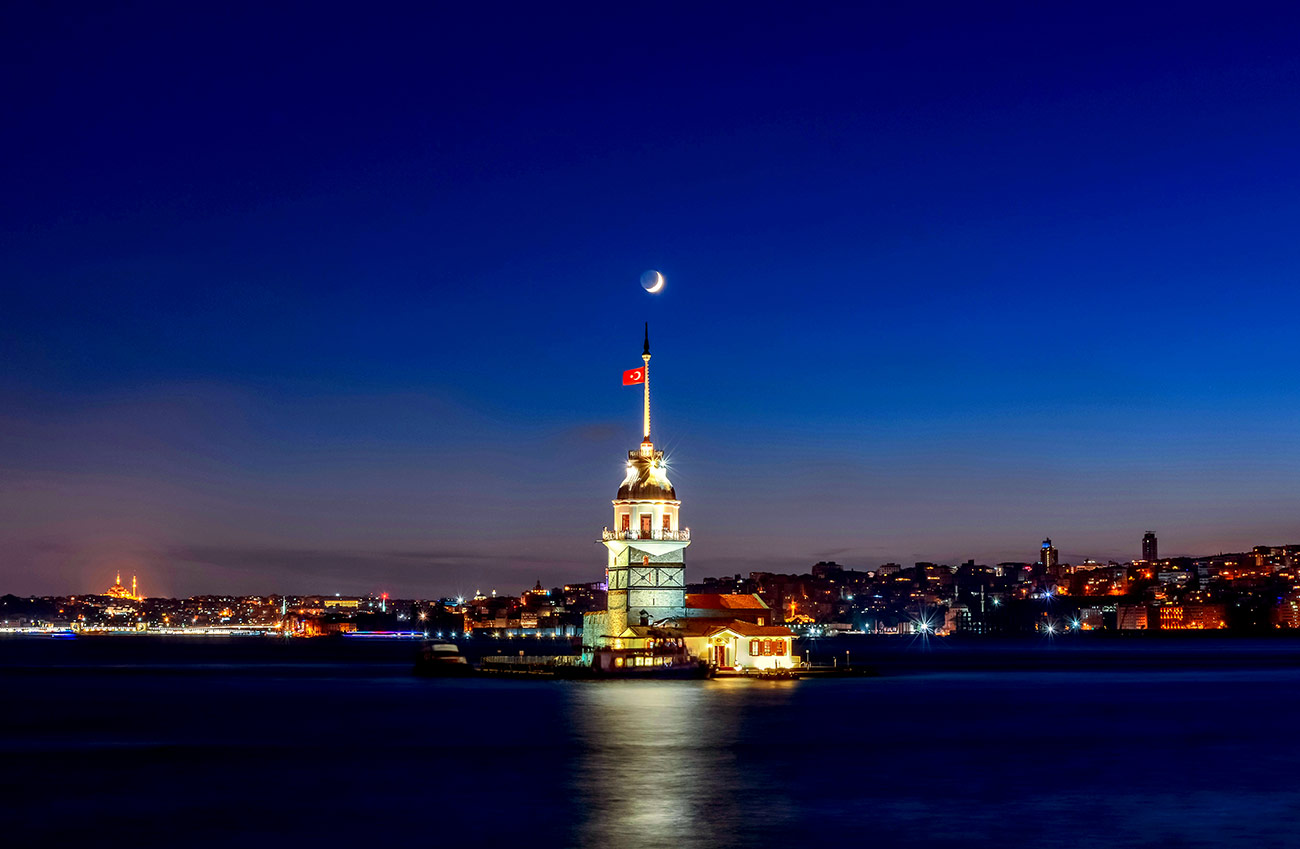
[601,324,689,634]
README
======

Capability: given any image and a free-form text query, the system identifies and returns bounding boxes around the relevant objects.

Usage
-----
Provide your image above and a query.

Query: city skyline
[10,533,1298,638]
[5,4,1300,597]
[2,526,1287,601]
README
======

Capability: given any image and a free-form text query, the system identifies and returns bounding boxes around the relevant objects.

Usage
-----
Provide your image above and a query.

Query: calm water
[3,637,1300,848]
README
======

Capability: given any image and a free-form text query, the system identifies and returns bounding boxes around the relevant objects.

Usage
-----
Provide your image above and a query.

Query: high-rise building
[1142,531,1158,563]
[1040,538,1059,571]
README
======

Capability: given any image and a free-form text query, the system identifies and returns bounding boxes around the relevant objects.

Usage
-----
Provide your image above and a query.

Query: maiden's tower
[582,326,794,675]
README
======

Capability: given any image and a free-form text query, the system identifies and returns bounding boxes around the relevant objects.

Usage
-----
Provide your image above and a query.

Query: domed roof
[616,445,677,501]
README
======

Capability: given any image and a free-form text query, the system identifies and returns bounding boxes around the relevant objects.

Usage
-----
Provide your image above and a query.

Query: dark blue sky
[4,2,1300,597]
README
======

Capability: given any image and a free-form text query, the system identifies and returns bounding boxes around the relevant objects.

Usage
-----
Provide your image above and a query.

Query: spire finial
[641,323,651,439]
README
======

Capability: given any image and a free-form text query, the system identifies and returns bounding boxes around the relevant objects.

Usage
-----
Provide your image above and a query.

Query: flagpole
[642,322,651,439]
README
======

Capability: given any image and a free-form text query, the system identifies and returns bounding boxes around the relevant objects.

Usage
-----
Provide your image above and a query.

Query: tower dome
[616,440,676,501]
[606,327,683,544]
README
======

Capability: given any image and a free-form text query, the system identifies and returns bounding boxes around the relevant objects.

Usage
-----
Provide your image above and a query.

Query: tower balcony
[601,528,691,543]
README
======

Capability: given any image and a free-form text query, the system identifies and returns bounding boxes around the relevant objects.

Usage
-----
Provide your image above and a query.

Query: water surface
[3,637,1297,848]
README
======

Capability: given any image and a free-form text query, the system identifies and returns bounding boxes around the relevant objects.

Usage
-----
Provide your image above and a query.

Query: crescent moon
[646,271,665,293]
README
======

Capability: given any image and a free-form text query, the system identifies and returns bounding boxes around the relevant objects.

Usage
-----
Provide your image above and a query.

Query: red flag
[622,366,645,385]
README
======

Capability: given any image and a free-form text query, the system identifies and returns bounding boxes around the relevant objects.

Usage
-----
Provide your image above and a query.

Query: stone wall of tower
[624,546,686,625]
[605,545,630,636]
[581,611,609,659]
[602,542,687,633]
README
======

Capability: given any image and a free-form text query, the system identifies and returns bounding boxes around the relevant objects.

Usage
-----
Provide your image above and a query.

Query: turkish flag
[622,366,645,385]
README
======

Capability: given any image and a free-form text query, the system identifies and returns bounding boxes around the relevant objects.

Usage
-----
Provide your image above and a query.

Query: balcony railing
[601,528,691,542]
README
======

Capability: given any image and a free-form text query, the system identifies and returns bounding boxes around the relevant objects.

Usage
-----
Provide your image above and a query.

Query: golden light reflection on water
[568,679,799,849]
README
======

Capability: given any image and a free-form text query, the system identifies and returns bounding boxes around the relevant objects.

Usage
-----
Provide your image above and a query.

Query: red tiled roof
[706,621,795,638]
[685,593,769,611]
[675,617,736,635]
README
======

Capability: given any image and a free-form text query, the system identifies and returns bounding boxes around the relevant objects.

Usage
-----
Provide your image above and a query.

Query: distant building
[1039,539,1059,572]
[1275,592,1300,629]
[998,562,1032,581]
[1078,606,1106,630]
[1154,604,1225,630]
[1118,603,1225,630]
[104,572,141,602]
[1117,604,1149,630]
[1142,531,1158,562]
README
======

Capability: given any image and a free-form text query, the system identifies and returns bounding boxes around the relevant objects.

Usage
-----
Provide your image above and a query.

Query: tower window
[662,514,671,531]
[640,514,651,536]
[621,514,630,532]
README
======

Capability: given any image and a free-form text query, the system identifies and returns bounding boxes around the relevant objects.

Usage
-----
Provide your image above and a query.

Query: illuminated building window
[640,514,651,536]
[621,514,630,532]
[662,514,671,531]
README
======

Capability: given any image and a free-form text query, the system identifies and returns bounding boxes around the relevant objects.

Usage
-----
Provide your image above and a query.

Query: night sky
[4,3,1300,598]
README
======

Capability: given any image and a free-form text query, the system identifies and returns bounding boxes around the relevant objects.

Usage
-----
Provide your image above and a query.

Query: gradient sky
[4,2,1300,598]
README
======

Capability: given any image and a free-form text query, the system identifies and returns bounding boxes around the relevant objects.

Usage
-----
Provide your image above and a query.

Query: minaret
[131,575,138,600]
[601,324,690,636]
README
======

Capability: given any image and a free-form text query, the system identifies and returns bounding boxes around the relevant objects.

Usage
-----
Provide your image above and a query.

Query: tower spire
[642,323,651,439]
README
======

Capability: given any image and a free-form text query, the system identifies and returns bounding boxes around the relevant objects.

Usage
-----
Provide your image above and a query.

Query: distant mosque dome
[616,440,677,502]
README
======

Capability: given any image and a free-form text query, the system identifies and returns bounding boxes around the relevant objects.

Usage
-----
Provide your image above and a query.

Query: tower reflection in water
[567,679,799,849]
